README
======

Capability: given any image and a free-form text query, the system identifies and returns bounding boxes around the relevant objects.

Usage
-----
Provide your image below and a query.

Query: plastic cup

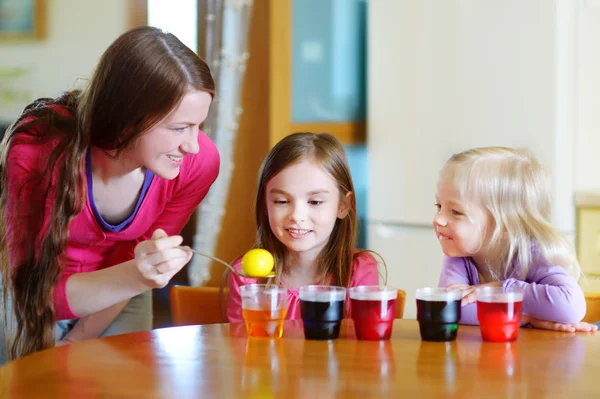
[476,287,523,342]
[349,286,397,340]
[241,284,287,338]
[299,285,346,340]
[416,287,462,342]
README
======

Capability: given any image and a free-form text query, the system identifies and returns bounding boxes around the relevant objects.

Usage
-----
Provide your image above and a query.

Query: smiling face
[265,159,350,260]
[131,90,212,180]
[433,177,493,260]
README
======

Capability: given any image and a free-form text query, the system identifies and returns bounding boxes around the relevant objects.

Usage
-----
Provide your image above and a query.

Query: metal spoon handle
[177,246,238,273]
[177,246,275,279]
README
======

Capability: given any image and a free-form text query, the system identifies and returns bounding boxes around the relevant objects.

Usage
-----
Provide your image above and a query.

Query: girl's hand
[522,315,598,333]
[447,281,502,306]
[134,229,193,289]
[446,284,474,306]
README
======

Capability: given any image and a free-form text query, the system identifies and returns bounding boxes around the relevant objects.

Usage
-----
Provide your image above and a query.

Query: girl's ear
[338,192,353,219]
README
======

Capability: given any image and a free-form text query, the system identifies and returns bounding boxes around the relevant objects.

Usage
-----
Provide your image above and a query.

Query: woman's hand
[522,315,598,333]
[447,281,502,306]
[134,229,193,289]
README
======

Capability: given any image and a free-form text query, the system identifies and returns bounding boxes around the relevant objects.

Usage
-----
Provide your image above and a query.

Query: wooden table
[0,319,598,398]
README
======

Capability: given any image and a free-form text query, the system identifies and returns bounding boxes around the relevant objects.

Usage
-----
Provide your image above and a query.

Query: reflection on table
[0,319,596,398]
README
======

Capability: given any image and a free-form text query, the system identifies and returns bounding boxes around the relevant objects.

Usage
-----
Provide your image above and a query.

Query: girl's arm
[58,300,129,345]
[438,256,479,325]
[503,262,586,324]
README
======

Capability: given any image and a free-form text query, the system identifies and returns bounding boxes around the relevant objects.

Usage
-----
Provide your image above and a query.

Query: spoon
[177,246,276,278]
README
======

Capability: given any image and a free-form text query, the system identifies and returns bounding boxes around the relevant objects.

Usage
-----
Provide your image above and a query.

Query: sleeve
[6,141,50,265]
[349,252,380,286]
[345,252,380,318]
[438,256,479,325]
[438,255,472,287]
[503,259,586,324]
[226,259,251,323]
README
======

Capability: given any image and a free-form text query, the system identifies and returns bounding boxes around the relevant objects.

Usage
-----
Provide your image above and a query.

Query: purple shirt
[438,253,586,325]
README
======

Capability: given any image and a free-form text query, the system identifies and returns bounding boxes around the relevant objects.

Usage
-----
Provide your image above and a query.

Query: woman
[1,26,220,361]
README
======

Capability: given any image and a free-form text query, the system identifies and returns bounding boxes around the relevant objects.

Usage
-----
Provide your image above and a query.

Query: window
[147,0,197,52]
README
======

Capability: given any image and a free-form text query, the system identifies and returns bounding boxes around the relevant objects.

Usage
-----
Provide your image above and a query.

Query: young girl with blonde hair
[435,146,596,332]
[227,132,383,322]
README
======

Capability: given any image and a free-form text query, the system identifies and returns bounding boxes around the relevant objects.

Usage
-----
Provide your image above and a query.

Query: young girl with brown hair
[227,132,383,322]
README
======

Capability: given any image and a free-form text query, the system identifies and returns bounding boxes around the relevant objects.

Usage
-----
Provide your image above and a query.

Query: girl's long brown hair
[0,26,215,360]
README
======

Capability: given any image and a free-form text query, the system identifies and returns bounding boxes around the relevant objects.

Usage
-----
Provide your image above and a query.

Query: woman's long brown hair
[0,26,215,359]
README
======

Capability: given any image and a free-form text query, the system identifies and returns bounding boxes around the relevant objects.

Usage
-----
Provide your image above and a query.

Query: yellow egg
[241,249,275,277]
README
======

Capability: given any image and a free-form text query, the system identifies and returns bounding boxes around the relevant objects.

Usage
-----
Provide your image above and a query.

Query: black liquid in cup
[416,288,462,342]
[299,286,347,340]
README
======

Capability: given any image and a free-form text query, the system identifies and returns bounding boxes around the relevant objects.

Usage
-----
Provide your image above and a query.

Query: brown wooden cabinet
[126,1,366,290]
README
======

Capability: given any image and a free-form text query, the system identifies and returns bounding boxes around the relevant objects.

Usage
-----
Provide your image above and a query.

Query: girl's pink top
[226,252,380,323]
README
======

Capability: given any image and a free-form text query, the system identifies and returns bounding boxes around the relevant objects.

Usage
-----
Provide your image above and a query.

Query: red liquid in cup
[350,298,397,340]
[477,300,523,342]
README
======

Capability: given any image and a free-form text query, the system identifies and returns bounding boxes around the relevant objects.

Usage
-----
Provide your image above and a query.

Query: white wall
[367,0,591,317]
[577,0,600,192]
[0,0,129,121]
[368,0,600,225]
[368,0,579,232]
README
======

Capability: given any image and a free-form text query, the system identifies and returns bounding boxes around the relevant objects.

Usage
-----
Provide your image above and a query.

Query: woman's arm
[65,229,190,316]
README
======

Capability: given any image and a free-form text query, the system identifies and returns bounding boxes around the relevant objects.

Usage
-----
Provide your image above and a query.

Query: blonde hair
[441,146,581,281]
